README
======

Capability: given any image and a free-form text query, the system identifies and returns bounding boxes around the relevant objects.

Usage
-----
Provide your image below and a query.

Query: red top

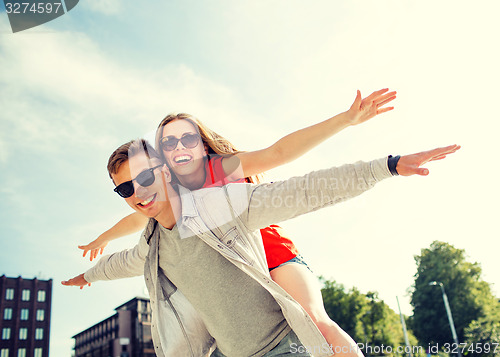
[203,155,299,269]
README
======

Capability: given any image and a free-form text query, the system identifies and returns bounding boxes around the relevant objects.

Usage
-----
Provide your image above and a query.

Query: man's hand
[78,236,109,262]
[61,273,91,290]
[397,144,461,176]
[346,88,397,126]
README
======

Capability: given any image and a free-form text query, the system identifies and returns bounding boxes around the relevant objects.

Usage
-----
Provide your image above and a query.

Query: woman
[79,88,396,355]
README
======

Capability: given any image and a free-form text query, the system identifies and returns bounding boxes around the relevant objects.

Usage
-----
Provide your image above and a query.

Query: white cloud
[0,27,264,157]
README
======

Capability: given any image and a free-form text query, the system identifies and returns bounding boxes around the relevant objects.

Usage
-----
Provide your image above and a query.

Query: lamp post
[429,281,461,357]
[396,296,412,357]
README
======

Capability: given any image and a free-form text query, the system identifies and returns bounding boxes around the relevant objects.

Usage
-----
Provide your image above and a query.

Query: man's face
[112,154,170,219]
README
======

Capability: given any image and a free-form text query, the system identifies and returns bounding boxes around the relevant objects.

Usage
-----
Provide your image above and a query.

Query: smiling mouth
[138,193,157,208]
[173,154,193,165]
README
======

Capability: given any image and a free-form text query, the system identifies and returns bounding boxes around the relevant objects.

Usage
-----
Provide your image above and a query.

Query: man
[62,139,460,357]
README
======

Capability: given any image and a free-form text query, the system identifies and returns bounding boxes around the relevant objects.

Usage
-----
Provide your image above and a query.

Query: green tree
[360,292,392,348]
[463,299,500,357]
[321,278,419,356]
[409,241,498,347]
[321,278,366,339]
[464,316,500,357]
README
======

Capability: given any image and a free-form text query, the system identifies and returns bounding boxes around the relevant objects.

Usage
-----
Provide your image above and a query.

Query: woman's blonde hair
[154,113,260,183]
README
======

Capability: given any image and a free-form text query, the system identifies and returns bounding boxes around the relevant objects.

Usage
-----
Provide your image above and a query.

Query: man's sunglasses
[114,165,163,198]
[160,133,200,152]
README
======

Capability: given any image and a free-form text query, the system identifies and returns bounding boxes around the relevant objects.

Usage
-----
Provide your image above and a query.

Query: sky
[1,1,499,355]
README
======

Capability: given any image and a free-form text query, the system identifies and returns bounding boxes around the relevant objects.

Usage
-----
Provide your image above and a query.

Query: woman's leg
[270,263,364,357]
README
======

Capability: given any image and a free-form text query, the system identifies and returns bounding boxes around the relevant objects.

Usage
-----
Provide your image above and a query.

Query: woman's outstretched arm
[78,212,148,261]
[225,88,396,178]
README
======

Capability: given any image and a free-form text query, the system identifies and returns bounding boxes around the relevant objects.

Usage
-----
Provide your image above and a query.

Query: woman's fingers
[375,92,397,107]
[376,106,394,115]
[365,88,389,102]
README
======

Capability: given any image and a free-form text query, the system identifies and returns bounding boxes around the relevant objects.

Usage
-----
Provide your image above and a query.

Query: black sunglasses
[160,133,200,152]
[114,165,163,198]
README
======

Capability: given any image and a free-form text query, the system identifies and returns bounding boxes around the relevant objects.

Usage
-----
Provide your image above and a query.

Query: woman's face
[160,119,207,181]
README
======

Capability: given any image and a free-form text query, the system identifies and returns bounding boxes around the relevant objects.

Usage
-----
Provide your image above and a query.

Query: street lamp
[429,281,461,357]
[396,296,412,357]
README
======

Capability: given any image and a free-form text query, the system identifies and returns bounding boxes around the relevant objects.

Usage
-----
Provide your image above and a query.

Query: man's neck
[155,183,182,230]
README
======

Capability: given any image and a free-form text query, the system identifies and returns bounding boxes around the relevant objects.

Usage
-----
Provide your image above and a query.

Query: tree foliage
[320,278,419,356]
[409,241,499,347]
[464,308,500,357]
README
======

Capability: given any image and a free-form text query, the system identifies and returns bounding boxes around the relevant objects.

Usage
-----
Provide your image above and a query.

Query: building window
[35,328,43,340]
[17,349,26,357]
[5,288,14,300]
[18,328,27,340]
[21,290,30,301]
[3,308,13,320]
[34,349,42,357]
[20,309,29,321]
[37,290,45,302]
[2,328,11,340]
[36,309,45,321]
[0,349,9,357]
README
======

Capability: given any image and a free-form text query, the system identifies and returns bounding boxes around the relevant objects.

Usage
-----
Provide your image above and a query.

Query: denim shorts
[269,254,313,273]
[210,330,312,356]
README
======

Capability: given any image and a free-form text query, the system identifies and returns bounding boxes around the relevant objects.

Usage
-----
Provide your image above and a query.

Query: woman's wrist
[331,111,353,128]
[98,232,112,243]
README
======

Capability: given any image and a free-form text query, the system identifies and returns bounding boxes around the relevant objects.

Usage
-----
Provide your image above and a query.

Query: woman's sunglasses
[160,133,200,152]
[114,165,163,198]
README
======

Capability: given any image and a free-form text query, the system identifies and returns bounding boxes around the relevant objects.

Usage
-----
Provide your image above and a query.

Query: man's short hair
[107,139,162,179]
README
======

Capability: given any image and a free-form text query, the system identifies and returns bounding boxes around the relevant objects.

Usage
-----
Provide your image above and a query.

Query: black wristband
[388,155,401,176]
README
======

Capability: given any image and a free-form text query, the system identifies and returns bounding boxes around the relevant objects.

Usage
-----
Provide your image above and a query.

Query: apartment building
[72,297,154,357]
[0,275,52,357]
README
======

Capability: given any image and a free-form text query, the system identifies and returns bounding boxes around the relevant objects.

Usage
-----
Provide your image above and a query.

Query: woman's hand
[78,236,109,262]
[346,88,397,126]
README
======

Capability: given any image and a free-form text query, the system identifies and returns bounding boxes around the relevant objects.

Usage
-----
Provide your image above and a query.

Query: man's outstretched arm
[239,144,460,231]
